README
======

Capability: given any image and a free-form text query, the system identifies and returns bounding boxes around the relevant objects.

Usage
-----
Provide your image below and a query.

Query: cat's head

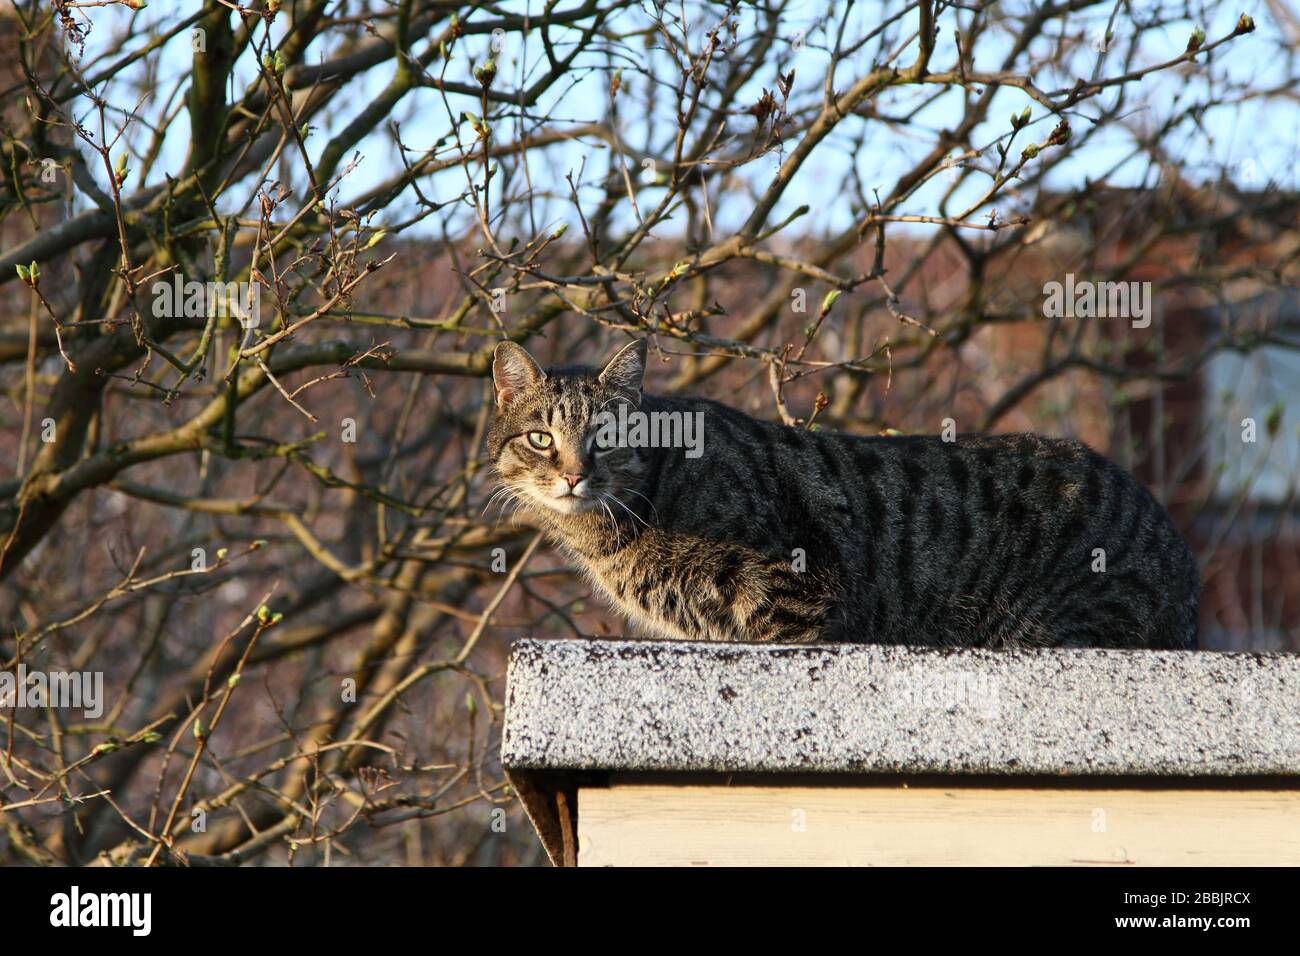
[487,339,648,517]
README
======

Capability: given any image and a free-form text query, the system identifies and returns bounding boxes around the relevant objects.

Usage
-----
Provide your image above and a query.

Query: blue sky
[51,0,1300,244]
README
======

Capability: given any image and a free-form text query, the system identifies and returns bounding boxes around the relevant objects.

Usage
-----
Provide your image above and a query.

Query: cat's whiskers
[483,486,524,526]
[616,486,659,522]
[481,487,511,519]
[601,489,651,530]
[594,495,622,550]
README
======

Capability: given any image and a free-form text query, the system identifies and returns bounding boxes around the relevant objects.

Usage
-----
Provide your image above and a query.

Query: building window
[1203,346,1300,504]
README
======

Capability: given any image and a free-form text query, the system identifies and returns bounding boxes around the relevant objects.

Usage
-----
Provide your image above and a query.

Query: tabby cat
[487,339,1199,649]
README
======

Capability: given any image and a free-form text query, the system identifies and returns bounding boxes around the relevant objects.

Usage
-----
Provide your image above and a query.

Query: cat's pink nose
[562,473,585,489]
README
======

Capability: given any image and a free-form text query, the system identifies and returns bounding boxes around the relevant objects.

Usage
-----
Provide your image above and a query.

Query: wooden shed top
[500,638,1300,863]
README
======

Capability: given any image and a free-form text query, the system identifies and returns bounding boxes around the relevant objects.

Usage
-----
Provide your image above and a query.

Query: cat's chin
[539,495,601,516]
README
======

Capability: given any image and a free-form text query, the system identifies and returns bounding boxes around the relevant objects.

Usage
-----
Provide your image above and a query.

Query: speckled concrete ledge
[503,639,1300,777]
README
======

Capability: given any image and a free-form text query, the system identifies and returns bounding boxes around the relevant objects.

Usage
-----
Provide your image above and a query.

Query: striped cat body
[487,340,1199,649]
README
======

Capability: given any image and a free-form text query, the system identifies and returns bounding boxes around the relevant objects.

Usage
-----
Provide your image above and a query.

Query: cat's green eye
[526,431,553,451]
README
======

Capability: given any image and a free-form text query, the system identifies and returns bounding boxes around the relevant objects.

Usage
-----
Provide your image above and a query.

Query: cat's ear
[492,341,545,408]
[598,339,647,402]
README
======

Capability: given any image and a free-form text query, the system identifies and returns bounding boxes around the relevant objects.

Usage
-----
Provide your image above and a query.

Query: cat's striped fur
[487,339,1199,649]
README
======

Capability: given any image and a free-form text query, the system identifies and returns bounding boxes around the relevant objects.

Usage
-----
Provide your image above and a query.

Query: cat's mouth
[546,492,601,515]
